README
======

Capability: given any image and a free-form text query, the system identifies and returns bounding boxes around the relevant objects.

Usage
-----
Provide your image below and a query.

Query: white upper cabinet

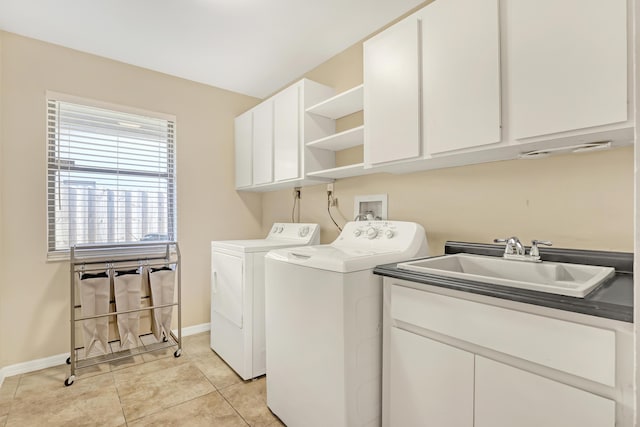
[363,0,631,175]
[251,101,274,186]
[364,0,502,166]
[364,17,421,166]
[234,110,253,188]
[273,84,300,182]
[234,78,335,191]
[420,0,501,155]
[506,0,628,139]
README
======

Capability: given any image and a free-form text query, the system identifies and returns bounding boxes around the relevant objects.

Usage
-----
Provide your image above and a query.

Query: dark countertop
[374,241,633,323]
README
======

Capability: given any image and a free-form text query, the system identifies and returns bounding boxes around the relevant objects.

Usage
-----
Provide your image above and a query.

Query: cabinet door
[234,110,253,188]
[252,101,274,185]
[475,356,615,427]
[420,0,501,155]
[507,0,627,139]
[273,85,300,182]
[364,16,421,166]
[388,327,474,427]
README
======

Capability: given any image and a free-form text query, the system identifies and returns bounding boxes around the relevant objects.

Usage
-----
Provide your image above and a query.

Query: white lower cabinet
[384,280,628,426]
[389,327,473,427]
[475,356,615,427]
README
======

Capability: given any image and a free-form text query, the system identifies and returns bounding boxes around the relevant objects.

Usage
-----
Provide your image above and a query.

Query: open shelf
[305,84,364,119]
[306,163,379,179]
[306,125,364,151]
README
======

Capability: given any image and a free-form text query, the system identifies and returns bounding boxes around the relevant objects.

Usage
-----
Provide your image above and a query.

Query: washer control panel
[348,221,399,241]
[268,223,320,244]
[335,221,427,252]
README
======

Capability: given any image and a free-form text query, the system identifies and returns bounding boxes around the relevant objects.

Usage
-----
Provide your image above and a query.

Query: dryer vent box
[354,194,388,221]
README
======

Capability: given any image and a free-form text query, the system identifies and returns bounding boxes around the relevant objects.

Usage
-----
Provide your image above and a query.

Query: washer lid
[266,245,408,273]
[212,238,310,253]
[211,223,320,253]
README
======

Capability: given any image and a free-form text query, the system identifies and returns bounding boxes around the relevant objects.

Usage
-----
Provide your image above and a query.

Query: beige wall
[0,32,262,367]
[263,147,633,253]
[262,32,634,254]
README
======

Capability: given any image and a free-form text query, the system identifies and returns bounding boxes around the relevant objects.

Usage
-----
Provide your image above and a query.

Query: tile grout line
[2,374,23,426]
[193,356,250,426]
[114,350,216,425]
[110,370,129,427]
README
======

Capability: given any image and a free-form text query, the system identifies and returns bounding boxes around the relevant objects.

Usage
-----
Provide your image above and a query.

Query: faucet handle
[493,238,511,253]
[530,240,552,257]
[494,237,522,255]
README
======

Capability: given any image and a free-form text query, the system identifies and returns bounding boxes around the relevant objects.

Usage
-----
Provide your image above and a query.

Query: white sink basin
[397,253,615,297]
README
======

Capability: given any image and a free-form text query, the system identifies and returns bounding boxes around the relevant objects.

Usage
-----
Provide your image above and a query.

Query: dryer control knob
[299,226,309,237]
[354,229,362,237]
[277,226,284,233]
[385,229,395,239]
[366,227,378,240]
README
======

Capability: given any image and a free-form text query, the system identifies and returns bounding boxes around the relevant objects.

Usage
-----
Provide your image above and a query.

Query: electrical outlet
[327,183,334,193]
[330,197,338,207]
[294,187,301,199]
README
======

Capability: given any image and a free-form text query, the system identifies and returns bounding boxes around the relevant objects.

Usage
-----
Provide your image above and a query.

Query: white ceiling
[0,0,425,98]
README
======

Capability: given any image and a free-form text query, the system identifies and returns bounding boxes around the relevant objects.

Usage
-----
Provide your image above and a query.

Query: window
[47,95,176,258]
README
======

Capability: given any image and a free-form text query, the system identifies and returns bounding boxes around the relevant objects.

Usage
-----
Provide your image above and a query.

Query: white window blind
[47,97,177,257]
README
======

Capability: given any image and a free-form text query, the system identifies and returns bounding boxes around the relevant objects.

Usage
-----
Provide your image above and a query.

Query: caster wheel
[66,357,71,365]
[174,349,182,358]
[64,376,75,386]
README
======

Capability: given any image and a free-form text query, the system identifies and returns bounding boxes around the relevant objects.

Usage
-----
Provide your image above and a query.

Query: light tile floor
[0,333,285,426]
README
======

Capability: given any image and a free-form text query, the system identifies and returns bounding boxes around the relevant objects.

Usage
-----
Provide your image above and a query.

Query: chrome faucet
[494,236,526,256]
[493,237,552,262]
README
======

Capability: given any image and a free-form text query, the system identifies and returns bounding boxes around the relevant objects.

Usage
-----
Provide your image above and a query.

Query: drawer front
[390,284,615,386]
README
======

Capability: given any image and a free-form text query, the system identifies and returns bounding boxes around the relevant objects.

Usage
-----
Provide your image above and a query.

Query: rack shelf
[306,125,364,151]
[305,84,364,119]
[306,163,379,179]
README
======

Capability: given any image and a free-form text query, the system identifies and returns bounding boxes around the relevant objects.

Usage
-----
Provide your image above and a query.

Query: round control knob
[299,226,309,237]
[385,229,395,239]
[277,226,284,233]
[366,227,378,240]
[353,229,362,237]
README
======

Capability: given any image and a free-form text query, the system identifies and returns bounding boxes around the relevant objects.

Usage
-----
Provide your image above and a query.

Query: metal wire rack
[65,241,181,386]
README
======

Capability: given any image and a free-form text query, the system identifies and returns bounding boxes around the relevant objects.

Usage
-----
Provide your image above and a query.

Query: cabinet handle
[211,271,218,294]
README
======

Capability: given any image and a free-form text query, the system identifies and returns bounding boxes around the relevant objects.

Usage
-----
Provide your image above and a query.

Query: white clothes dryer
[210,223,319,380]
[265,220,428,427]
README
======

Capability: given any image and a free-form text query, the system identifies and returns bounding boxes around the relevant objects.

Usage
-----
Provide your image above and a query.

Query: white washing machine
[210,222,320,380]
[265,220,428,427]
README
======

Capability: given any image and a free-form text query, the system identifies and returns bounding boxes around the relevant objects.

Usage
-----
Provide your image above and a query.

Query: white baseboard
[173,322,210,337]
[0,323,211,388]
